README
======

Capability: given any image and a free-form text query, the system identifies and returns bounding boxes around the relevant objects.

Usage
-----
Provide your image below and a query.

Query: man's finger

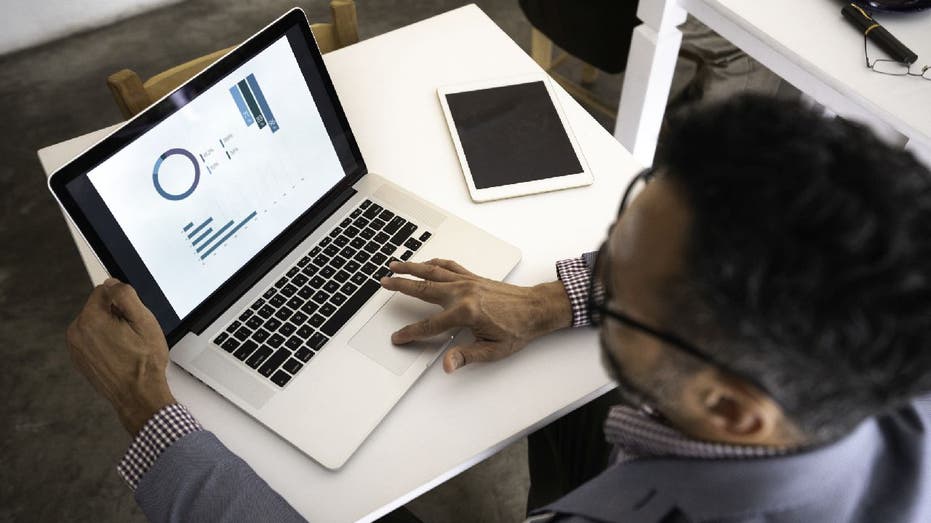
[391,308,462,345]
[380,276,450,304]
[443,341,499,373]
[388,261,459,282]
[426,258,474,276]
[102,282,157,330]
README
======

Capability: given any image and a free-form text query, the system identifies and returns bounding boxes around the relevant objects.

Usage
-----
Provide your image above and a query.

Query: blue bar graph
[246,74,279,133]
[187,217,212,239]
[229,85,255,126]
[200,211,257,260]
[183,222,193,232]
[192,227,213,246]
[196,221,233,254]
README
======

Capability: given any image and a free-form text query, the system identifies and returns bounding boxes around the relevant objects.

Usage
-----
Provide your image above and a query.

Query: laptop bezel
[48,8,368,346]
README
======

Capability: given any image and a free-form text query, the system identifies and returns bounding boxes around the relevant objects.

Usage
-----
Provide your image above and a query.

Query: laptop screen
[87,35,343,319]
[50,11,366,343]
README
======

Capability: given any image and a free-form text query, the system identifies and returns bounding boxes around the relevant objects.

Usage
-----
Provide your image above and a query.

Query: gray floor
[0,1,780,521]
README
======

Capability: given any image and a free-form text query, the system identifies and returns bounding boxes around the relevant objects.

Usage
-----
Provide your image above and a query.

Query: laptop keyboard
[210,199,432,388]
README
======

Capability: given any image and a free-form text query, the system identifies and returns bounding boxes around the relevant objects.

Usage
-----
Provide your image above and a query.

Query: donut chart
[153,148,200,201]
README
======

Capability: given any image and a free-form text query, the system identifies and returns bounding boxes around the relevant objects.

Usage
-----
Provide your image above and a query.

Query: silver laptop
[48,8,520,469]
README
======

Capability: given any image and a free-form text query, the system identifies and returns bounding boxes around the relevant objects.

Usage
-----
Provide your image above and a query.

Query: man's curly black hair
[656,94,931,442]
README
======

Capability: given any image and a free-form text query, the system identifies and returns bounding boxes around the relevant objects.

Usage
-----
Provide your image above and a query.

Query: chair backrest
[107,0,358,119]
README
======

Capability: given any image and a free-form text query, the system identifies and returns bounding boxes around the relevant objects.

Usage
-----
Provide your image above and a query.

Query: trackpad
[349,294,446,375]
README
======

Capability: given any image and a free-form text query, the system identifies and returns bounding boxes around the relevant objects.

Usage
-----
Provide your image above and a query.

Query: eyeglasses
[588,169,777,405]
[863,28,931,81]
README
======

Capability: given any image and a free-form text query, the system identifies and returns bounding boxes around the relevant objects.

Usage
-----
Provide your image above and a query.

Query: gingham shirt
[118,256,783,490]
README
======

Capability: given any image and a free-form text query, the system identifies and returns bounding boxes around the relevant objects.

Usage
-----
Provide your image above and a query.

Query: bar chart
[183,210,258,261]
[229,73,279,133]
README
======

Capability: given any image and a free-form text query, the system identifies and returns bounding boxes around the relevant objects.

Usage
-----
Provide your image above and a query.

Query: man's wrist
[531,281,574,335]
[117,386,177,436]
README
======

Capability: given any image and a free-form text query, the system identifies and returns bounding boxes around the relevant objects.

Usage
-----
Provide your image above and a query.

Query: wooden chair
[107,0,358,119]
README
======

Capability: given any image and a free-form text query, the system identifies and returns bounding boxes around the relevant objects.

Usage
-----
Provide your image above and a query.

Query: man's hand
[380,259,572,373]
[66,278,176,435]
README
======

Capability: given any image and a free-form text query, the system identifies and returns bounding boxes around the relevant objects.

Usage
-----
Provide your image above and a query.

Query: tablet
[438,74,592,202]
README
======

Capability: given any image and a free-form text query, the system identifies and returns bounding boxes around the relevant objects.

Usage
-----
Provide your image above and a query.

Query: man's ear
[685,370,790,446]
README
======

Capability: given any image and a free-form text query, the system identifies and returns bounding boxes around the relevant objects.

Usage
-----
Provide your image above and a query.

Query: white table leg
[615,0,687,167]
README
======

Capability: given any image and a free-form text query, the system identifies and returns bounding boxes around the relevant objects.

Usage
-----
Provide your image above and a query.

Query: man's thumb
[443,342,497,373]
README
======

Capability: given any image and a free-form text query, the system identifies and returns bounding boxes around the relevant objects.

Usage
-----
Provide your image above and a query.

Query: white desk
[37,5,641,522]
[616,0,931,167]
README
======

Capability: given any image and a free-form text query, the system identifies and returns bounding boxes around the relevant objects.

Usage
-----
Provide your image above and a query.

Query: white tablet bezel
[437,73,592,203]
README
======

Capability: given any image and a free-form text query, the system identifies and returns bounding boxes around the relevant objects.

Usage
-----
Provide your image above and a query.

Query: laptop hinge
[183,185,358,340]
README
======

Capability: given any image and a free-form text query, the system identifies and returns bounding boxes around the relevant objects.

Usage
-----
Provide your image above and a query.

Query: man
[66,95,931,522]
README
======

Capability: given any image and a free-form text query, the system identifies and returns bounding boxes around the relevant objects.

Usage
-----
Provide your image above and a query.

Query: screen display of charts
[87,36,344,318]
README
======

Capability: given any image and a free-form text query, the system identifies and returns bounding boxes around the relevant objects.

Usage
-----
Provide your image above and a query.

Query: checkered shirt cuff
[117,403,203,490]
[556,256,594,328]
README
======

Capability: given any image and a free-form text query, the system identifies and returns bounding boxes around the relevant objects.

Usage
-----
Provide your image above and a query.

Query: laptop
[48,8,520,469]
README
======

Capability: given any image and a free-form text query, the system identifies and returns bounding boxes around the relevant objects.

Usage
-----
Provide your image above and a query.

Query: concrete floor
[0,1,783,521]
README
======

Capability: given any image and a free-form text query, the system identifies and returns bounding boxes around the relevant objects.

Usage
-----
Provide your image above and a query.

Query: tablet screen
[444,81,582,189]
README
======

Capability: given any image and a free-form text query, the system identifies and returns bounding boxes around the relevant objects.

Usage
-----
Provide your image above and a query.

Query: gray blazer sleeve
[135,431,306,523]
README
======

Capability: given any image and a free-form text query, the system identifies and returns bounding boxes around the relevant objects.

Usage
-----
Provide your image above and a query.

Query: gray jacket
[136,398,931,522]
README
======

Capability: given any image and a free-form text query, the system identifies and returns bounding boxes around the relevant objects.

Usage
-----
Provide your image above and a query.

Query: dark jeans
[526,389,622,513]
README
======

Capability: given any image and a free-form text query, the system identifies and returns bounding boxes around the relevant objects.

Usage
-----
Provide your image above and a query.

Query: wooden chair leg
[331,0,359,48]
[531,28,553,71]
[581,64,599,85]
[106,69,150,119]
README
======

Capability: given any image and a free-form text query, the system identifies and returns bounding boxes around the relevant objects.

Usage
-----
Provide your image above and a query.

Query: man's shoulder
[543,399,931,523]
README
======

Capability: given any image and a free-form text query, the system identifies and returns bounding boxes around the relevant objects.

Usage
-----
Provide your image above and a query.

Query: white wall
[0,0,183,56]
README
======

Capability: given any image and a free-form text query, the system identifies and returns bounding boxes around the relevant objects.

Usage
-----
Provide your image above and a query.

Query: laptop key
[350,207,362,219]
[259,348,290,377]
[263,288,276,299]
[404,238,422,251]
[400,250,413,261]
[371,218,387,230]
[328,227,342,239]
[275,277,288,288]
[390,222,418,246]
[295,347,314,362]
[310,275,326,288]
[269,294,286,307]
[286,267,299,278]
[250,298,265,310]
[310,246,321,256]
[221,338,240,353]
[300,302,318,315]
[297,325,314,339]
[364,241,380,253]
[309,332,329,350]
[330,293,347,306]
[234,327,252,342]
[313,255,330,267]
[379,243,396,255]
[350,272,367,286]
[341,282,358,295]
[309,314,326,327]
[274,307,293,322]
[345,225,360,238]
[292,273,309,287]
[371,253,388,266]
[373,266,391,279]
[227,320,242,333]
[279,322,297,336]
[246,346,273,369]
[265,318,282,332]
[334,269,350,283]
[239,309,254,322]
[271,370,292,387]
[352,216,369,229]
[340,246,356,259]
[297,286,314,300]
[363,203,383,219]
[419,231,432,242]
[320,266,336,278]
[285,336,302,350]
[246,316,263,330]
[340,217,352,227]
[344,260,361,273]
[318,303,335,316]
[213,332,229,345]
[267,333,285,348]
[300,264,318,277]
[290,311,309,325]
[378,209,395,222]
[320,280,381,336]
[286,296,304,310]
[280,284,298,297]
[384,216,405,235]
[353,251,370,264]
[324,281,340,293]
[360,228,375,240]
[324,244,340,257]
[334,236,349,247]
[252,328,270,343]
[312,291,330,304]
[361,262,377,275]
[233,340,258,361]
[258,305,275,319]
[330,256,347,269]
[320,237,332,247]
[360,199,371,209]
[283,358,303,374]
[297,256,312,267]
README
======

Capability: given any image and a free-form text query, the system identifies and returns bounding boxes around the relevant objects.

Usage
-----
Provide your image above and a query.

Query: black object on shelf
[856,0,931,12]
